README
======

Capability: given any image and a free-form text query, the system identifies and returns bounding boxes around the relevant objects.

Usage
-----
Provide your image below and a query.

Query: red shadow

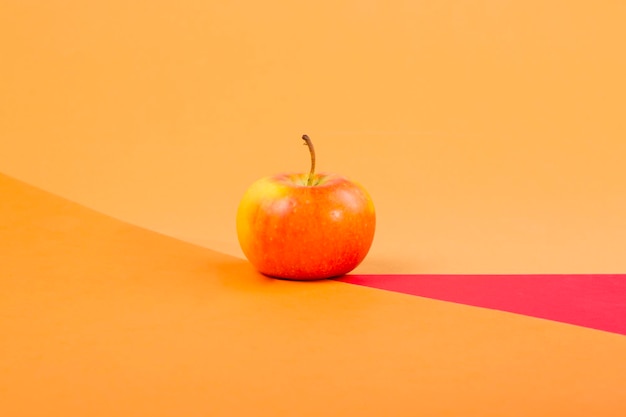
[337,274,626,336]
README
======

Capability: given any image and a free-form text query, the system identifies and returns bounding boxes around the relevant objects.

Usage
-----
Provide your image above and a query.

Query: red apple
[236,135,376,280]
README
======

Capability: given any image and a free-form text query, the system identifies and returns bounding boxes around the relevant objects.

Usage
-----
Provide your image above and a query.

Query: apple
[236,135,376,280]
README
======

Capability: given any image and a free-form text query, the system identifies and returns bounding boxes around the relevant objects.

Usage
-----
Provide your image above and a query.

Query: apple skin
[236,172,375,280]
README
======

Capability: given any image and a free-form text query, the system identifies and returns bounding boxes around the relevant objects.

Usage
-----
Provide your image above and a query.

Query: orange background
[2,0,626,274]
[2,1,626,415]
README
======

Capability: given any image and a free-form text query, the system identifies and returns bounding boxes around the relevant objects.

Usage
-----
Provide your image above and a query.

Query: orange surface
[2,1,626,415]
[2,173,626,416]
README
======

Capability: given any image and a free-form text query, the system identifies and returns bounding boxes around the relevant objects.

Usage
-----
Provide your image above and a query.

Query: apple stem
[301,134,316,186]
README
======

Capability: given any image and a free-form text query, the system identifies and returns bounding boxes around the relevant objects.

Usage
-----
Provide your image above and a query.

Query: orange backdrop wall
[2,0,625,272]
